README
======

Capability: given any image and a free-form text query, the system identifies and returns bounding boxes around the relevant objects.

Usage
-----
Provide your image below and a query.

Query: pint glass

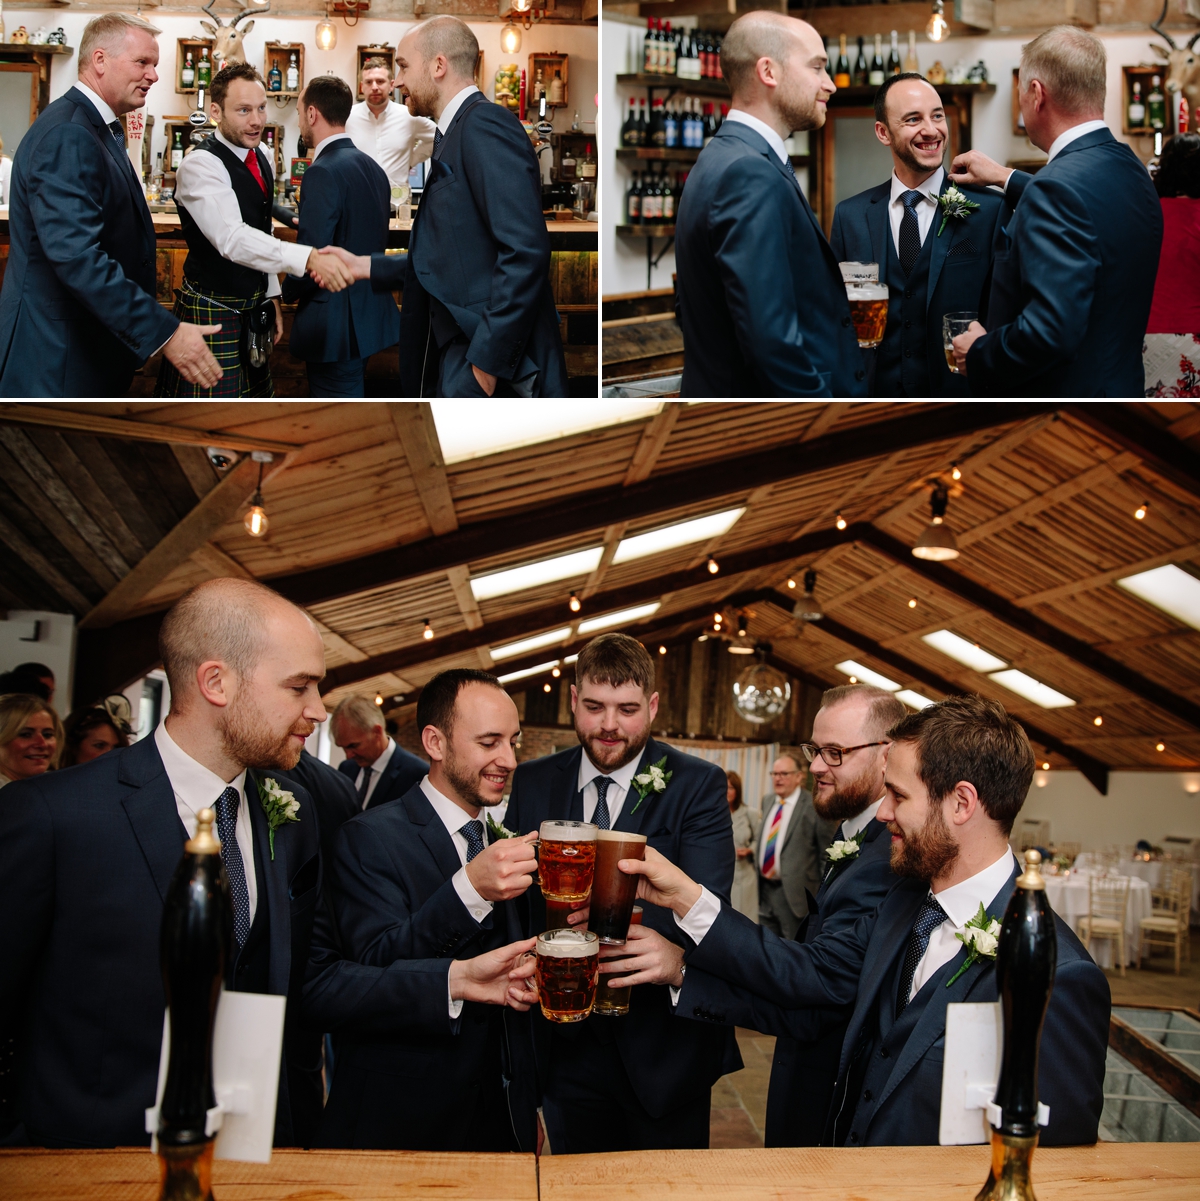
[594,905,643,1017]
[942,312,978,374]
[839,261,888,349]
[590,829,647,944]
[537,820,597,902]
[535,928,599,1023]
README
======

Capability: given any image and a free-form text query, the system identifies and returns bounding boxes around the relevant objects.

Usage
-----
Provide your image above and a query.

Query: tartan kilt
[155,285,274,399]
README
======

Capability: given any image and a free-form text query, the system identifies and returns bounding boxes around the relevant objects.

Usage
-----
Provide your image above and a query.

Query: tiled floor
[707,931,1200,1149]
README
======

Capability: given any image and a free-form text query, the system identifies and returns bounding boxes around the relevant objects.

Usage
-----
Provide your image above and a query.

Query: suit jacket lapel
[866,184,890,271]
[118,738,188,904]
[69,88,154,236]
[614,741,659,835]
[247,769,292,996]
[405,786,469,881]
[554,746,585,822]
[926,172,954,301]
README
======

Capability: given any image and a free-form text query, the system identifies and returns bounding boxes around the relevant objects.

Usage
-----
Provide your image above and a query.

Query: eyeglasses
[770,770,800,779]
[799,741,889,767]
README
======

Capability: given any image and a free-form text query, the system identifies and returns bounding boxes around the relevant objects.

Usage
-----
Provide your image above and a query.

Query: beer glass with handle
[943,311,977,374]
[538,820,598,904]
[594,905,643,1016]
[590,829,647,944]
[839,261,888,349]
[536,928,600,1023]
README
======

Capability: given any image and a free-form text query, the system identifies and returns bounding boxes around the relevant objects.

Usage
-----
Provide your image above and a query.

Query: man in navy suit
[0,12,219,396]
[950,26,1162,396]
[332,694,428,811]
[673,12,865,397]
[316,17,566,397]
[763,684,902,1147]
[0,577,331,1148]
[504,634,739,1153]
[614,695,1110,1148]
[830,74,1028,398]
[282,76,399,397]
[317,669,540,1151]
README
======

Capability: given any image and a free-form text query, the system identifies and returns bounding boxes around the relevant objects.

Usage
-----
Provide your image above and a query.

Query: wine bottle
[1128,81,1146,129]
[888,30,902,76]
[268,60,282,93]
[1148,75,1166,130]
[904,30,919,74]
[834,34,851,88]
[714,32,724,80]
[626,172,642,224]
[663,21,676,75]
[869,34,885,87]
[663,100,678,149]
[621,97,637,147]
[648,97,666,149]
[853,36,869,87]
[662,171,676,224]
[155,809,232,1201]
[643,18,655,74]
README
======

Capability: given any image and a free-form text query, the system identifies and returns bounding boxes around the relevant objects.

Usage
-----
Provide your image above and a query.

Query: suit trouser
[758,878,803,941]
[439,336,523,397]
[542,1029,710,1153]
[306,358,365,397]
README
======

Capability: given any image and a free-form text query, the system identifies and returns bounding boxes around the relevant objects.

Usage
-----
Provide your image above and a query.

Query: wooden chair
[1078,875,1130,977]
[1138,870,1193,974]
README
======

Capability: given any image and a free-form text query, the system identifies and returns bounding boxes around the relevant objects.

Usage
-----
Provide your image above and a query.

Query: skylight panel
[612,508,746,564]
[1116,564,1200,631]
[497,661,561,685]
[897,689,937,710]
[835,661,901,692]
[921,630,1009,674]
[470,546,603,601]
[576,602,662,634]
[988,670,1076,709]
[490,628,573,661]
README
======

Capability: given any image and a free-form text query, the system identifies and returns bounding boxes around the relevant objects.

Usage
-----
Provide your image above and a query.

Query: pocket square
[947,239,978,258]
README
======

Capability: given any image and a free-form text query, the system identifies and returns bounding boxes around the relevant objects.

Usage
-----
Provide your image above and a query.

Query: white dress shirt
[73,80,119,126]
[758,787,801,877]
[576,751,643,827]
[724,109,789,164]
[840,797,884,843]
[889,166,944,259]
[174,128,311,299]
[155,723,257,922]
[1046,119,1108,162]
[357,737,396,809]
[346,100,435,187]
[309,131,353,164]
[436,85,481,137]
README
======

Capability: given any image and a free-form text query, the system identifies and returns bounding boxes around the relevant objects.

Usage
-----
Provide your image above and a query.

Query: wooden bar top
[0,1147,538,1201]
[539,1144,1200,1201]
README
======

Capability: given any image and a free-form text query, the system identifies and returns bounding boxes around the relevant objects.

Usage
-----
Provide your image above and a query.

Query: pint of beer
[838,261,887,349]
[590,830,647,945]
[942,311,978,375]
[538,820,598,902]
[594,905,643,1017]
[535,928,600,1023]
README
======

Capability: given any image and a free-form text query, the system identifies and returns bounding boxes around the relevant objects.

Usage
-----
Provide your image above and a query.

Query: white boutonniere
[825,829,865,865]
[946,902,1001,986]
[486,813,519,840]
[630,756,672,815]
[257,777,300,860]
[937,185,981,237]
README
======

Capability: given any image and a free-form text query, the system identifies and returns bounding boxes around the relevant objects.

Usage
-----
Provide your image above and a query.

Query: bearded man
[599,694,1110,1147]
[504,633,738,1154]
[0,578,330,1147]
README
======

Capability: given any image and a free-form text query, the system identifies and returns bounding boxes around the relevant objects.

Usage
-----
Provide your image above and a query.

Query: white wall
[7,12,595,185]
[1023,771,1200,849]
[0,610,76,716]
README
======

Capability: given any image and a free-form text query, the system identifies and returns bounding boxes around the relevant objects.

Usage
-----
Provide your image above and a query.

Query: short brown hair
[417,668,503,741]
[62,707,129,766]
[362,56,391,75]
[212,62,265,108]
[1019,25,1105,115]
[575,633,655,695]
[0,693,63,767]
[820,683,907,742]
[302,75,353,126]
[887,694,1034,835]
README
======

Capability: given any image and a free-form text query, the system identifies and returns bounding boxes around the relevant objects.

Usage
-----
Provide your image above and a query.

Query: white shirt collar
[930,848,1018,929]
[890,165,944,207]
[725,109,789,164]
[214,127,254,162]
[74,80,119,127]
[771,786,802,810]
[841,797,884,842]
[370,736,396,775]
[420,773,485,840]
[437,85,480,135]
[310,131,352,162]
[361,101,393,123]
[155,722,248,812]
[1047,119,1108,162]
[577,747,644,795]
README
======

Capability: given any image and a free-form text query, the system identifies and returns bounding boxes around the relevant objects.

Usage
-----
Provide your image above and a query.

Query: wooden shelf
[265,42,304,103]
[616,73,729,96]
[175,37,214,96]
[616,224,676,238]
[616,147,808,166]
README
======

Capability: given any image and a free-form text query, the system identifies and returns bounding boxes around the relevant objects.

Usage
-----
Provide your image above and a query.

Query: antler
[233,0,270,27]
[200,0,227,27]
[1151,0,1178,48]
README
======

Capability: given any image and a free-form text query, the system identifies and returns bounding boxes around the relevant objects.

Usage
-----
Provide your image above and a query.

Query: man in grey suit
[756,753,837,939]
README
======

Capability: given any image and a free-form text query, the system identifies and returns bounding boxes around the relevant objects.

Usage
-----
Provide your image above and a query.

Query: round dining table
[1043,871,1152,968]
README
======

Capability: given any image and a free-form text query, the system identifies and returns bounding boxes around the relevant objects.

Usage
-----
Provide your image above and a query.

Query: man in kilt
[157,62,353,397]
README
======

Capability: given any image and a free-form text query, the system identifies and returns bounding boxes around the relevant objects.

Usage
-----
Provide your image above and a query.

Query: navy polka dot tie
[214,787,251,948]
[433,125,444,157]
[896,893,946,1014]
[899,188,923,276]
[592,776,612,831]
[462,819,485,862]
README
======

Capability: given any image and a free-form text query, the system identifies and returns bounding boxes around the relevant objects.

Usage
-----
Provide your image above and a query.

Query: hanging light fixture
[926,0,950,43]
[732,646,791,723]
[707,556,720,574]
[552,665,561,678]
[795,569,824,622]
[569,591,581,613]
[1093,715,1103,727]
[1134,502,1148,520]
[658,644,668,655]
[908,597,918,609]
[737,614,748,637]
[315,1,337,50]
[951,463,962,481]
[786,577,796,589]
[423,620,434,641]
[374,693,384,706]
[500,22,522,55]
[912,483,960,561]
[243,457,269,537]
[835,513,847,531]
[543,682,553,693]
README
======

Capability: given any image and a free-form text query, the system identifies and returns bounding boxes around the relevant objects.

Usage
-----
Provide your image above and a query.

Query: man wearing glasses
[756,754,836,940]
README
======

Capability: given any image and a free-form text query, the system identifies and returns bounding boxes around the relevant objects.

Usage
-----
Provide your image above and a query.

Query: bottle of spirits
[834,34,851,88]
[170,128,184,170]
[648,96,666,148]
[869,35,885,87]
[181,51,195,90]
[580,141,596,181]
[663,100,678,149]
[197,47,211,90]
[622,97,639,147]
[264,128,276,163]
[853,36,869,87]
[904,30,919,73]
[560,141,577,180]
[1148,75,1166,130]
[286,52,299,92]
[1127,81,1146,129]
[268,59,283,92]
[888,30,902,76]
[549,69,564,105]
[626,172,642,224]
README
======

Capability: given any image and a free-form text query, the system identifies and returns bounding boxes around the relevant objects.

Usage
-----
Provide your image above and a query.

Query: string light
[787,578,796,589]
[658,645,667,655]
[1134,502,1148,520]
[707,556,720,574]
[835,513,847,531]
[243,458,269,537]
[1042,762,1050,771]
[908,597,917,608]
[374,694,384,706]
[1093,716,1103,727]
[951,464,962,481]
[848,675,858,684]
[543,682,552,693]
[1156,741,1166,752]
[423,620,434,641]
[737,615,748,637]
[552,666,561,678]
[713,612,723,624]
[569,591,581,612]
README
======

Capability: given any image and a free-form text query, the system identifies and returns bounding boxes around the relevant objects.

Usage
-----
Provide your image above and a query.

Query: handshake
[305,245,373,292]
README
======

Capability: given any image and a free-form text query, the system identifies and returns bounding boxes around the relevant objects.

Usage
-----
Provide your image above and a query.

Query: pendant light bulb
[500,22,522,54]
[1134,502,1147,520]
[552,666,561,678]
[795,569,824,622]
[707,556,720,574]
[374,694,384,706]
[423,620,434,641]
[569,591,581,613]
[315,1,337,51]
[835,513,847,531]
[927,0,950,43]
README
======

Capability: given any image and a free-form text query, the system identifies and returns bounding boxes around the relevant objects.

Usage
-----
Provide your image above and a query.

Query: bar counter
[3,1143,1198,1201]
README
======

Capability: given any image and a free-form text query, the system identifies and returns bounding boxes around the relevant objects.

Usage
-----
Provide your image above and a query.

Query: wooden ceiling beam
[389,402,458,537]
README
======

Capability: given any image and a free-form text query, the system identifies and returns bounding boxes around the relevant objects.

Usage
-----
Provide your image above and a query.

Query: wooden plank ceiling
[1,400,1198,792]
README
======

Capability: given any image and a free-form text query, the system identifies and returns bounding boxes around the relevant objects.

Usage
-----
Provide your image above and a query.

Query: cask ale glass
[943,312,977,374]
[594,905,643,1017]
[538,820,597,903]
[590,830,647,944]
[839,261,888,349]
[536,928,600,1022]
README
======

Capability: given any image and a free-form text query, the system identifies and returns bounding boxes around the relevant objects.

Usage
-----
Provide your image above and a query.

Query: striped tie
[760,801,784,879]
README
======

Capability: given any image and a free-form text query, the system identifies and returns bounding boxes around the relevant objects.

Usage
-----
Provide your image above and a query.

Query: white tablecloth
[1044,872,1152,968]
[1073,854,1200,916]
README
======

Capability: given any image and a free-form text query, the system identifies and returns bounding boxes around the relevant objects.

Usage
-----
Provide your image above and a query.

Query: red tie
[244,148,267,194]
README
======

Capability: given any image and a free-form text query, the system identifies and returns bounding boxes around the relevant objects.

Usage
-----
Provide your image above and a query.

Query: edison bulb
[500,22,521,54]
[244,504,268,537]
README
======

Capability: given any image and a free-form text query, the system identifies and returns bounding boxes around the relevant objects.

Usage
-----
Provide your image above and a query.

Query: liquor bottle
[154,809,231,1201]
[680,31,700,81]
[662,171,676,224]
[714,33,724,80]
[638,97,648,145]
[688,98,704,149]
[718,102,728,130]
[170,128,184,170]
[663,21,676,75]
[663,100,678,148]
[1127,81,1146,129]
[580,141,596,181]
[888,30,902,76]
[702,101,717,146]
[549,69,564,105]
[869,35,885,87]
[834,34,851,88]
[560,141,577,180]
[264,128,276,163]
[286,52,299,92]
[626,172,642,224]
[648,96,666,148]
[644,18,655,74]
[1148,75,1166,130]
[268,59,283,92]
[853,36,869,87]
[181,51,195,90]
[196,47,211,90]
[904,30,919,73]
[621,97,635,147]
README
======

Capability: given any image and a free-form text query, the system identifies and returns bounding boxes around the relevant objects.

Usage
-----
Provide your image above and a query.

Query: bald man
[674,12,866,397]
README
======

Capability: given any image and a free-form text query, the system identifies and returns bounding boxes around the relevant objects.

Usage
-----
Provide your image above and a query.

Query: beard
[442,741,503,809]
[889,802,959,882]
[218,692,311,772]
[575,718,651,772]
[403,72,438,120]
[892,136,943,177]
[812,764,878,822]
[778,77,824,133]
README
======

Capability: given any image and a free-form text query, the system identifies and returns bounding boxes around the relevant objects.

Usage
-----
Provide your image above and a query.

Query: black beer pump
[976,849,1056,1201]
[155,807,232,1201]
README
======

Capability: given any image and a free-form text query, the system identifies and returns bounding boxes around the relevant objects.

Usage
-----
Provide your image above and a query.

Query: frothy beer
[538,820,597,903]
[536,928,599,1023]
[847,283,888,349]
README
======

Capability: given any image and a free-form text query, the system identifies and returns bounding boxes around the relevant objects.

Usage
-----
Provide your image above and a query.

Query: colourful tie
[760,802,784,879]
[896,893,948,1015]
[214,787,251,948]
[244,147,268,195]
[593,776,612,830]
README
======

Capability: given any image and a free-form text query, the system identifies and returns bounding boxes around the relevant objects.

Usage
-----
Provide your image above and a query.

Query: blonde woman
[0,693,62,786]
[726,770,761,923]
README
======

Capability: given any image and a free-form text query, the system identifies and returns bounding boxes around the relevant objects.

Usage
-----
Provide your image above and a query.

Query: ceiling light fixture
[542,681,552,693]
[577,602,662,634]
[374,693,383,706]
[951,463,962,481]
[697,634,708,642]
[1157,741,1166,752]
[491,627,573,661]
[1093,715,1103,727]
[835,513,847,531]
[908,597,918,608]
[988,669,1076,709]
[912,483,960,561]
[497,660,561,685]
[423,620,434,641]
[787,578,797,589]
[315,1,337,50]
[658,645,667,655]
[569,591,581,613]
[714,612,723,624]
[1042,762,1051,771]
[1134,502,1148,520]
[737,615,748,637]
[242,453,273,537]
[728,643,755,655]
[921,629,1008,673]
[896,689,936,709]
[795,569,824,622]
[612,507,745,565]
[927,0,950,43]
[707,557,720,574]
[500,21,522,54]
[1116,564,1200,631]
[470,545,603,601]
[836,660,901,691]
[551,666,561,678]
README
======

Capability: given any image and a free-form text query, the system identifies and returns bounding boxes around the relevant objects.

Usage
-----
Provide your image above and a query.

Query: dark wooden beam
[1068,403,1200,502]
